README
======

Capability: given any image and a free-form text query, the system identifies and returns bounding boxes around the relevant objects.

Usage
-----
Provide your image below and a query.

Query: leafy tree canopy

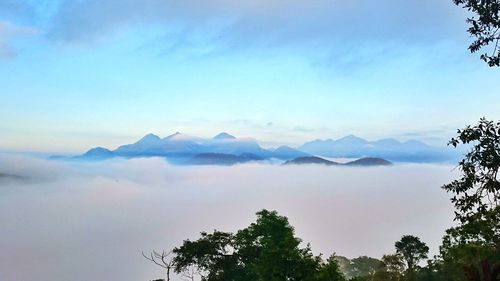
[172,209,344,281]
[454,0,500,66]
[395,235,429,274]
[443,117,500,224]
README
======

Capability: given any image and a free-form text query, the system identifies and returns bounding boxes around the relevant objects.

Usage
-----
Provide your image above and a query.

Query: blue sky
[1,0,499,153]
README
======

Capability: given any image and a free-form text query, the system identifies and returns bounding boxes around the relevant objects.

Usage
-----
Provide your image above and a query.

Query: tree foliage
[317,255,346,281]
[395,235,429,275]
[443,118,500,224]
[453,0,500,66]
[172,209,344,281]
[437,118,500,281]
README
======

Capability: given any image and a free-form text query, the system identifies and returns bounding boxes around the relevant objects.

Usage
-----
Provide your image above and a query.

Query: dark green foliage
[395,235,429,276]
[317,255,346,281]
[437,118,500,281]
[172,231,241,280]
[453,0,500,66]
[173,209,345,281]
[333,255,384,280]
[443,118,500,224]
[349,256,384,279]
[233,209,321,281]
[378,254,405,281]
[437,207,500,281]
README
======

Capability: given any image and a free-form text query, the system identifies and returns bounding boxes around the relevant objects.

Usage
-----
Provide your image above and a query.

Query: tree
[349,256,383,279]
[142,250,175,281]
[438,118,500,281]
[395,235,429,278]
[172,209,329,281]
[439,213,500,281]
[453,0,500,66]
[335,255,354,279]
[316,255,346,281]
[233,209,321,281]
[173,230,239,281]
[378,254,406,281]
[443,118,500,224]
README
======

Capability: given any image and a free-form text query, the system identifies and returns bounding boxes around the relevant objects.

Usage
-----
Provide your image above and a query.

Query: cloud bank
[0,154,458,281]
[2,0,470,62]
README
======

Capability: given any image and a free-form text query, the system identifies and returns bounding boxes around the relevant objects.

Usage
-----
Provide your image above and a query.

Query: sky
[0,154,458,281]
[1,0,500,153]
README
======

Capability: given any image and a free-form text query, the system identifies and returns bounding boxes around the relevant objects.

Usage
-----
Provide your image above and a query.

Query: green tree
[233,209,320,281]
[349,256,383,279]
[453,0,500,66]
[395,235,429,279]
[173,231,240,280]
[443,118,500,224]
[438,118,500,281]
[437,207,500,281]
[335,255,354,279]
[377,254,405,281]
[172,209,330,281]
[316,255,346,281]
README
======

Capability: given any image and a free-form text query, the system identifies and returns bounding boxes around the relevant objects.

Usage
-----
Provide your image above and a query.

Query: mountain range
[52,132,462,165]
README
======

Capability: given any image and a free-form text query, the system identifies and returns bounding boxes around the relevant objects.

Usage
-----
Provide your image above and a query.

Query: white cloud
[0,154,458,281]
[46,0,468,57]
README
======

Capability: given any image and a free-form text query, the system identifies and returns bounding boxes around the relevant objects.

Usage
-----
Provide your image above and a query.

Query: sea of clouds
[0,154,458,281]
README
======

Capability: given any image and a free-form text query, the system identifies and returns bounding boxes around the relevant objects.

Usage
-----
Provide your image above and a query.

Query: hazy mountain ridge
[53,132,461,165]
[283,156,393,167]
[298,135,459,163]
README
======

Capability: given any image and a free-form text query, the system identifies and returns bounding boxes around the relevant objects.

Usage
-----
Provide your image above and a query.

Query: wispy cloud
[0,21,37,58]
[25,0,466,61]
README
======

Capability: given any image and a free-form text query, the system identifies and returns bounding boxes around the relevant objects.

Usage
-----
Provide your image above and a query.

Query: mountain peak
[336,134,367,144]
[213,132,236,140]
[139,133,161,141]
[83,147,113,157]
[164,132,200,141]
[274,145,295,152]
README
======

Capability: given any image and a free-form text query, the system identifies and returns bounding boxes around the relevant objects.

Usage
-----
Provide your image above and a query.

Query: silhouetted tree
[316,255,346,281]
[349,256,383,279]
[379,254,406,281]
[443,118,500,224]
[172,209,334,281]
[395,235,429,280]
[142,250,175,281]
[438,118,500,281]
[453,0,500,66]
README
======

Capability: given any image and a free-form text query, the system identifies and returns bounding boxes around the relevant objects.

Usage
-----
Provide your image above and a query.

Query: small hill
[82,147,114,158]
[284,156,392,167]
[283,156,338,166]
[344,157,393,166]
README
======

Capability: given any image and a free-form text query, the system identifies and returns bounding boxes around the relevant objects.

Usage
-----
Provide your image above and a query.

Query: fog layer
[0,155,457,281]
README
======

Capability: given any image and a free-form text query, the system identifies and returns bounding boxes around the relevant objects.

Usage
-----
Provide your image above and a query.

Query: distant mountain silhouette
[55,132,461,165]
[299,135,457,162]
[80,147,114,159]
[284,156,392,167]
[283,156,339,166]
[344,157,393,166]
